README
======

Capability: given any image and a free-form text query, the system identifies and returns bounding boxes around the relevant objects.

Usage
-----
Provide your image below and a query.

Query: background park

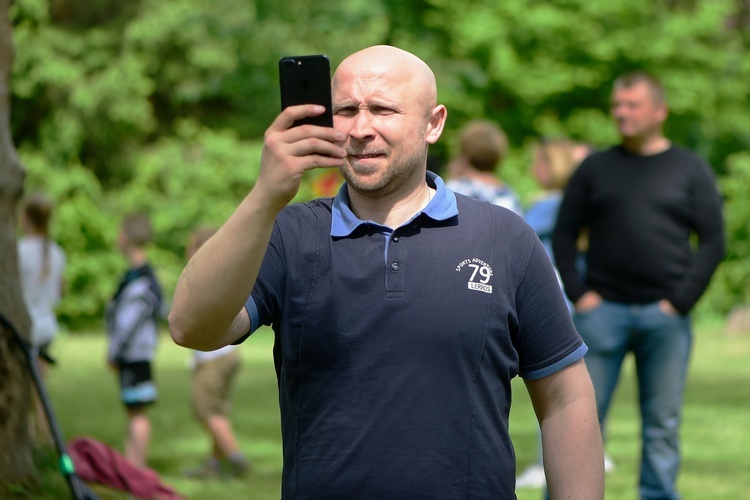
[1,0,749,498]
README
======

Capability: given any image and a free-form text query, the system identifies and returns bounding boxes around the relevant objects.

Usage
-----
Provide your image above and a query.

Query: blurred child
[106,213,163,469]
[182,227,250,480]
[18,192,67,442]
[445,120,524,215]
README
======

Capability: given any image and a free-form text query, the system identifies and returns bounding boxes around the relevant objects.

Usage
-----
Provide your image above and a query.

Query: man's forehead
[335,45,427,75]
[334,71,407,98]
[613,81,652,97]
[334,74,436,112]
[334,62,406,88]
[333,47,437,106]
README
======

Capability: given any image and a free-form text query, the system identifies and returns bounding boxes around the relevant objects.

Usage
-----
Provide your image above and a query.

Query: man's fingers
[270,104,328,132]
[288,136,346,160]
[257,106,345,204]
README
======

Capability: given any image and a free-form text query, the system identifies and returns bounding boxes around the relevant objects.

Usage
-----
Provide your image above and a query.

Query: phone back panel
[279,55,333,127]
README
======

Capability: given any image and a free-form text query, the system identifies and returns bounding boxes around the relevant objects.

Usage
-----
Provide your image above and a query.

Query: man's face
[611,82,667,140]
[332,56,441,198]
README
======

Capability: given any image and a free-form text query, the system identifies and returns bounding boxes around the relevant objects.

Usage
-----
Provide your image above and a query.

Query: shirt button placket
[385,231,405,297]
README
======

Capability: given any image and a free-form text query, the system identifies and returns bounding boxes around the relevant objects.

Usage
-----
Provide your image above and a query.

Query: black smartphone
[279,54,333,127]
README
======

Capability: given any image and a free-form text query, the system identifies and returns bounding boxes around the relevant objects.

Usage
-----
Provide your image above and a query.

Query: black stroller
[0,311,97,500]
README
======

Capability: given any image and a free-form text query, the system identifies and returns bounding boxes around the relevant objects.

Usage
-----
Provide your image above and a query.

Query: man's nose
[612,103,629,117]
[350,111,375,139]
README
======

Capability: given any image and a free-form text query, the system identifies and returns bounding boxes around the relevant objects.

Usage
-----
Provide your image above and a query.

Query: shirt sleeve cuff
[520,343,588,380]
[231,296,260,345]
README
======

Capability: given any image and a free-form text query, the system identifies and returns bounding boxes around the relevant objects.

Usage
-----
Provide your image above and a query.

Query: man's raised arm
[169,105,345,350]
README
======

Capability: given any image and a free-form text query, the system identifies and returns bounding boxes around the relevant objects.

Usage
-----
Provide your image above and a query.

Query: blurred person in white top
[17,192,67,442]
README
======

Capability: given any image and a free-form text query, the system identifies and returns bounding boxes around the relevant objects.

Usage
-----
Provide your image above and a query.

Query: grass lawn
[25,317,750,499]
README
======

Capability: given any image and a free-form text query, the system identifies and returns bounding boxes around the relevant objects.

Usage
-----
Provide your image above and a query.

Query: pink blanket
[68,437,183,500]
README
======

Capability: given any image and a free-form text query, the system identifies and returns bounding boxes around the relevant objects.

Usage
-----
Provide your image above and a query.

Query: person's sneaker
[227,456,252,479]
[183,460,222,480]
[604,453,615,473]
[515,463,546,488]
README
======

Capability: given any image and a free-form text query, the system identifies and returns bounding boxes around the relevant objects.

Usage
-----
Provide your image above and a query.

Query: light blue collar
[331,171,458,237]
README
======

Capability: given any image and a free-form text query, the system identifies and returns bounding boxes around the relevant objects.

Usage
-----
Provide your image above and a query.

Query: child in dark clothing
[106,213,163,469]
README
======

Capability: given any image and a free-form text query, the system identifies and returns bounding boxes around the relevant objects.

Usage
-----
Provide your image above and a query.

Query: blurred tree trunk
[0,0,34,483]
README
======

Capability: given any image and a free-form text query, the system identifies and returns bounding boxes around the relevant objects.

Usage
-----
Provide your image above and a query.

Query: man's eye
[334,107,356,117]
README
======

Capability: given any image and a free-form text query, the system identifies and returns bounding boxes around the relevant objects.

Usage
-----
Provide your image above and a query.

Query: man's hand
[170,105,347,351]
[575,291,603,313]
[257,104,346,211]
[658,299,678,316]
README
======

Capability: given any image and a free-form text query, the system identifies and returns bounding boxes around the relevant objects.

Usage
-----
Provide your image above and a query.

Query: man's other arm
[525,359,604,499]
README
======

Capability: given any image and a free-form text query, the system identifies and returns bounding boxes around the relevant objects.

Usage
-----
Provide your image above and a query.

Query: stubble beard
[341,149,425,198]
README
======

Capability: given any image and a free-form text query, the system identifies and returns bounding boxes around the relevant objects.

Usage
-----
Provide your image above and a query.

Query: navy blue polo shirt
[244,172,586,499]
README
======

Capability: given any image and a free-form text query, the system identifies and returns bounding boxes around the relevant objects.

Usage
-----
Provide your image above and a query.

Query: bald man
[170,46,603,499]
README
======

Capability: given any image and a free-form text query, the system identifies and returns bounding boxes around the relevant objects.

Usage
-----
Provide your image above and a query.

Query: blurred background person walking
[18,192,67,443]
[182,227,250,480]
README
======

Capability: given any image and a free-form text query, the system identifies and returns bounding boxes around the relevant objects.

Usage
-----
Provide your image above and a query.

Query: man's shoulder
[652,145,716,183]
[280,198,334,217]
[581,145,620,165]
[271,199,335,248]
[665,144,709,165]
[277,198,334,226]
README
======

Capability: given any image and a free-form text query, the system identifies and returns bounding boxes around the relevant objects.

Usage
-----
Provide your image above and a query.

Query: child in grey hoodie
[106,213,163,469]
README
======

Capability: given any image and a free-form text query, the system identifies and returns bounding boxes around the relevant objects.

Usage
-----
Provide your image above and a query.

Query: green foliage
[427,0,750,163]
[10,0,750,325]
[699,152,750,315]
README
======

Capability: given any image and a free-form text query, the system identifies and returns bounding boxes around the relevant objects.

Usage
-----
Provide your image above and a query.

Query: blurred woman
[517,138,595,489]
[525,138,591,261]
[18,192,67,442]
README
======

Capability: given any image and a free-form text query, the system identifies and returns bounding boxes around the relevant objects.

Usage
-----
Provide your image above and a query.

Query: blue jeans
[574,300,692,500]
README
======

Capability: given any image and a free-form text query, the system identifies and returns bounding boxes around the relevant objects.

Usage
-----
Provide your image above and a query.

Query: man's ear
[656,103,669,124]
[426,105,447,145]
